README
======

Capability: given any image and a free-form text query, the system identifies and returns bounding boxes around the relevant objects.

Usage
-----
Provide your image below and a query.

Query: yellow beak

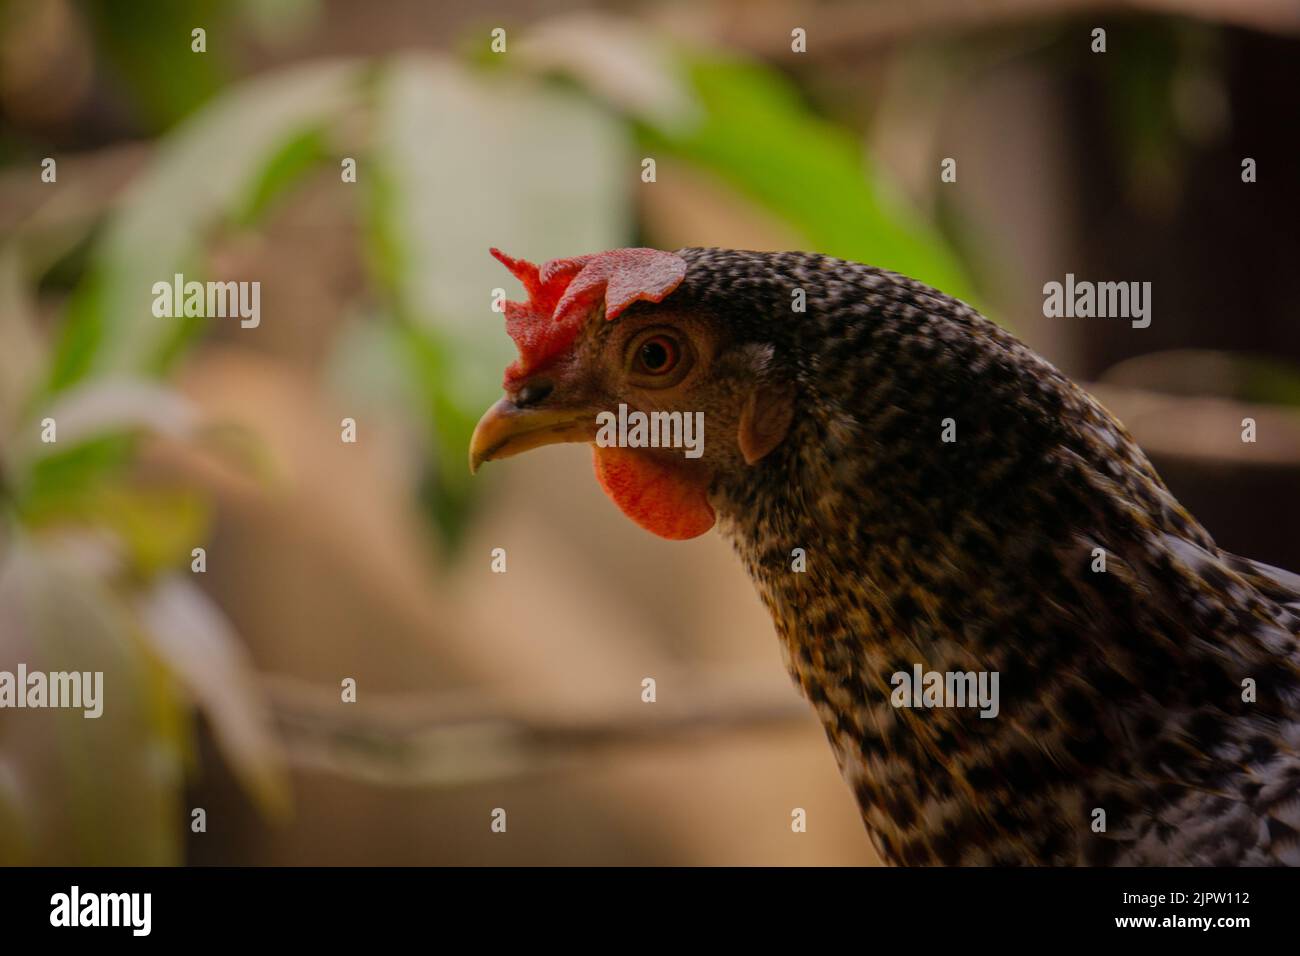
[468,397,598,474]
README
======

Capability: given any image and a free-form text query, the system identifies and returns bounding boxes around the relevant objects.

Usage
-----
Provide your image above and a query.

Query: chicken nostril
[514,380,553,408]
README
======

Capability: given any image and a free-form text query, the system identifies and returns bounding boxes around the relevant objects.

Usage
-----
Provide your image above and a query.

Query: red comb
[490,247,686,386]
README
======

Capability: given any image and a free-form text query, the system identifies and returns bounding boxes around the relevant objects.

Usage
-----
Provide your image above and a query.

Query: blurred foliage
[77,0,321,131]
[81,0,234,129]
[639,53,974,301]
[0,538,187,864]
[45,60,364,391]
[1101,350,1300,408]
[0,378,289,864]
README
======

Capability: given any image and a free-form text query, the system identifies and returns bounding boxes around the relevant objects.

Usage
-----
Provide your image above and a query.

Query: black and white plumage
[474,246,1300,865]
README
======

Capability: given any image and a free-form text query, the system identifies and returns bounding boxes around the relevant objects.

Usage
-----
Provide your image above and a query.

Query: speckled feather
[658,248,1300,866]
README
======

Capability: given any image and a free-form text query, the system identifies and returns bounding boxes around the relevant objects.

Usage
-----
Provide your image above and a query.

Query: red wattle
[592,446,715,541]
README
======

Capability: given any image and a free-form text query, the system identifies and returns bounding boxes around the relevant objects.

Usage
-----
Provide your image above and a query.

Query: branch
[664,0,1300,56]
[262,673,811,788]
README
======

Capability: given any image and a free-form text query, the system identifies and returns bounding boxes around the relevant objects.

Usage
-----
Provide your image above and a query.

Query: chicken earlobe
[738,383,796,465]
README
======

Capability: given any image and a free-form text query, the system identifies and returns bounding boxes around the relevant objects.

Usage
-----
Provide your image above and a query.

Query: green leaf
[47,60,364,391]
[638,52,975,303]
[230,126,332,227]
[9,380,267,557]
[0,245,45,435]
[135,576,290,819]
[0,537,187,864]
[360,55,630,545]
[82,0,233,130]
[22,484,210,580]
[14,435,135,531]
[9,379,198,517]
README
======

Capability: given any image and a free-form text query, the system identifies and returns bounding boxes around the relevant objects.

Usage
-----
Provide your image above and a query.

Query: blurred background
[0,0,1298,865]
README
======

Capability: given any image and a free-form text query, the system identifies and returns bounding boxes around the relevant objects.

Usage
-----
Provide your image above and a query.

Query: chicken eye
[634,335,680,375]
[624,327,693,387]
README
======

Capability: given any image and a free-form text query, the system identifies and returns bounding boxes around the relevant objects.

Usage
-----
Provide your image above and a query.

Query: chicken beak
[468,397,598,474]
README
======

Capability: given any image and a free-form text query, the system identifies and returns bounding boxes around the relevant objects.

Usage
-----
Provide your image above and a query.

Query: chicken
[469,246,1300,866]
